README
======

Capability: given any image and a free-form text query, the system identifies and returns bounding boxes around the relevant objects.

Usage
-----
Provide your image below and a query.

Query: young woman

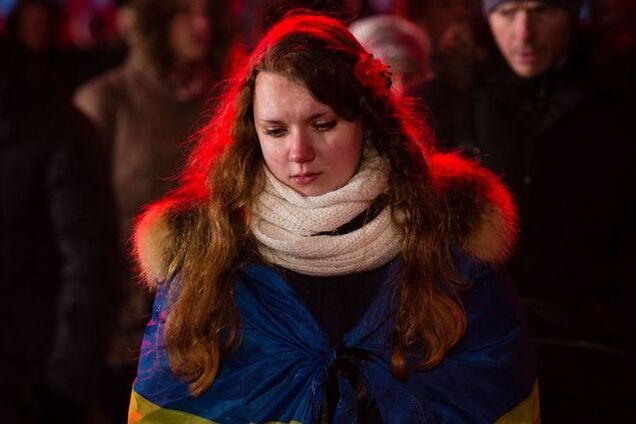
[128,12,538,423]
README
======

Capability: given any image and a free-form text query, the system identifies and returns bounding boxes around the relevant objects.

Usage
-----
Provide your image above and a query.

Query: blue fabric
[133,255,536,423]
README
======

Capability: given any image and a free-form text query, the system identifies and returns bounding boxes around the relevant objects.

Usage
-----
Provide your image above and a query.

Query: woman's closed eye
[263,120,337,137]
[313,120,337,132]
[264,127,287,137]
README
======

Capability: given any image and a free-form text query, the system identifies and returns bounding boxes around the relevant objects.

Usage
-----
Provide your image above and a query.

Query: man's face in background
[488,1,573,77]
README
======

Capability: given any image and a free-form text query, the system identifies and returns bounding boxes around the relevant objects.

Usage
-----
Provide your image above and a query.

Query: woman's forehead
[253,72,334,122]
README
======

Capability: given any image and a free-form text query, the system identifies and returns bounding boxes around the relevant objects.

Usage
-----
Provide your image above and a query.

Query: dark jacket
[449,52,636,421]
[0,45,120,417]
[456,55,633,329]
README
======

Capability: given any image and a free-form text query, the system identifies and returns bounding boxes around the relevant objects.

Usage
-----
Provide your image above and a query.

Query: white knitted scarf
[250,151,402,276]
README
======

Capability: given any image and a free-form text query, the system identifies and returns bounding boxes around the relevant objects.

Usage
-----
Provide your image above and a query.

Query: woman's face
[253,71,364,196]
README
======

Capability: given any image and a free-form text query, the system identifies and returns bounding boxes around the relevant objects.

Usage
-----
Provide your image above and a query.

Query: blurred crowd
[0,0,634,423]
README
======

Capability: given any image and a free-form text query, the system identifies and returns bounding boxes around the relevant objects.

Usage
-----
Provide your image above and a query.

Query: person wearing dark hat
[485,0,579,78]
[483,0,581,16]
[441,0,636,422]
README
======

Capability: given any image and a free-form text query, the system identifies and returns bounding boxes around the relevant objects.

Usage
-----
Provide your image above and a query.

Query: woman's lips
[291,173,320,184]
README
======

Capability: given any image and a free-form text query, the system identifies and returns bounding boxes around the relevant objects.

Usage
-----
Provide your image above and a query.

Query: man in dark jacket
[0,35,120,423]
[450,0,635,421]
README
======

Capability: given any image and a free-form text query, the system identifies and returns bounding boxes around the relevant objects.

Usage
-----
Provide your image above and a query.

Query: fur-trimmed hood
[133,152,517,288]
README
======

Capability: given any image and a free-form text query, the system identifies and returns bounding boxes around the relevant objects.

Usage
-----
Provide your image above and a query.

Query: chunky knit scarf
[250,151,402,276]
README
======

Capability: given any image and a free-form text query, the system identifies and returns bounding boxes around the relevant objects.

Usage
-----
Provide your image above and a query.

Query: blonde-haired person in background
[349,14,435,97]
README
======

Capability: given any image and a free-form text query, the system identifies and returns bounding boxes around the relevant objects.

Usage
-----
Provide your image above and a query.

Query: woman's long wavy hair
[153,12,467,396]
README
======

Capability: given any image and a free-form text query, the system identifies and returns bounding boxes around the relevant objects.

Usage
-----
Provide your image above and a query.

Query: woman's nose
[288,130,315,163]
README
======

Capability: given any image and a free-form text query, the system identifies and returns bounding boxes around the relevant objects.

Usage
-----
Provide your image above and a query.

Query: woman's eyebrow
[258,118,285,125]
[305,111,332,121]
[258,111,333,125]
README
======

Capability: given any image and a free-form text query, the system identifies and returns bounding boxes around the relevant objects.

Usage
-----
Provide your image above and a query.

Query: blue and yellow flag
[130,257,538,423]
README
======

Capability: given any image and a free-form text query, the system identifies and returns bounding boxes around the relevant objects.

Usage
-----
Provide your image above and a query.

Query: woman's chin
[293,186,328,197]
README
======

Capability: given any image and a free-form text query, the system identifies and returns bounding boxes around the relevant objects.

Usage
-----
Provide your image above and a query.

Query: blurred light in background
[0,0,119,49]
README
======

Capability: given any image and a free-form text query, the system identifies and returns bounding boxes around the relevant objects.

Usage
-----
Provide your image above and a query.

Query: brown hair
[152,11,467,395]
[130,0,234,75]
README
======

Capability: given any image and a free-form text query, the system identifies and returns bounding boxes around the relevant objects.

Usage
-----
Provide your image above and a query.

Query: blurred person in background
[396,0,487,90]
[394,0,488,149]
[73,0,239,421]
[447,0,635,420]
[349,14,451,147]
[63,0,134,92]
[586,0,636,388]
[586,0,636,102]
[1,0,131,94]
[240,0,369,50]
[0,0,69,94]
[6,0,57,53]
[0,16,119,424]
[349,14,435,97]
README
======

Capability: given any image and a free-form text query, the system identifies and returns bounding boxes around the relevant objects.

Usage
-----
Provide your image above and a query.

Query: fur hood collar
[133,152,517,287]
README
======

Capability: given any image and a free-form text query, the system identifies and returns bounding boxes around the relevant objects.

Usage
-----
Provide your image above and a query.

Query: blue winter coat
[129,253,537,423]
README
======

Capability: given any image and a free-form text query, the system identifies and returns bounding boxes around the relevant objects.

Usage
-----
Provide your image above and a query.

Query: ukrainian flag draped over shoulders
[129,255,538,423]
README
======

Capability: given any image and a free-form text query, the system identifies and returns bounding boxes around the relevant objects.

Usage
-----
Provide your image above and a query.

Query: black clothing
[448,53,635,421]
[283,207,393,422]
[460,57,632,322]
[284,262,389,346]
[0,42,120,421]
[283,198,392,346]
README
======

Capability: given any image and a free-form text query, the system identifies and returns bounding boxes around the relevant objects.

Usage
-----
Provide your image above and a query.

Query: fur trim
[133,151,518,287]
[429,152,518,262]
[133,202,177,288]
